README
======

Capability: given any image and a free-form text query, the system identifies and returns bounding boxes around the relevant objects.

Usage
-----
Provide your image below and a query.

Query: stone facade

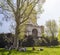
[25,23,44,37]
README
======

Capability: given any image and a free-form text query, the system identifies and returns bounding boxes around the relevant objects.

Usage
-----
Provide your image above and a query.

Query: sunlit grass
[0,46,60,55]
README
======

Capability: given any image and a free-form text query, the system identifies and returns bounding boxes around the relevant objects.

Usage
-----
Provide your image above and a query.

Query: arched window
[32,29,38,36]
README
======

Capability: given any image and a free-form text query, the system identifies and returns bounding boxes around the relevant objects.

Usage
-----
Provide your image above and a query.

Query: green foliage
[18,24,26,39]
[36,36,59,46]
[58,28,60,41]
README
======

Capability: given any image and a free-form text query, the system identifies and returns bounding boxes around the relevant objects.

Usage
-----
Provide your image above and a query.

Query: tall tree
[0,0,45,49]
[45,20,58,38]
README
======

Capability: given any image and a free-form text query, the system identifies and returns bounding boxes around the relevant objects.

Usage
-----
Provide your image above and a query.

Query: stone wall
[25,24,44,37]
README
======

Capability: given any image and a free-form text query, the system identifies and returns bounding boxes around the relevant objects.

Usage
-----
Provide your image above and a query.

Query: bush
[22,35,35,47]
[0,36,7,48]
[51,37,59,46]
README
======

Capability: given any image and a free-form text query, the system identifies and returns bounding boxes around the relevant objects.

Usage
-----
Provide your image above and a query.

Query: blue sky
[0,14,11,33]
[37,0,60,26]
[0,0,60,33]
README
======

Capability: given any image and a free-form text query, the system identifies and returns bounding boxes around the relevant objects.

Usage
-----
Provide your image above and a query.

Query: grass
[0,46,60,55]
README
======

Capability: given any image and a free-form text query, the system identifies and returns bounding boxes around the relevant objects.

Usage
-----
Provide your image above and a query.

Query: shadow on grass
[19,50,40,54]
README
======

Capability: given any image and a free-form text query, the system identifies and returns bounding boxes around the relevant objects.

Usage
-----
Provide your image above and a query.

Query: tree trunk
[13,26,20,50]
[13,15,20,50]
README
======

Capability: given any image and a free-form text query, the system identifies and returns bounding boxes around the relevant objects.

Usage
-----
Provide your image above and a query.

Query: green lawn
[0,46,60,55]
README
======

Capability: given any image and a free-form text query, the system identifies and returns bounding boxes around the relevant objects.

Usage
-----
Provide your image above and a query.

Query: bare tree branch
[20,0,39,24]
[7,0,16,14]
[20,0,37,16]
